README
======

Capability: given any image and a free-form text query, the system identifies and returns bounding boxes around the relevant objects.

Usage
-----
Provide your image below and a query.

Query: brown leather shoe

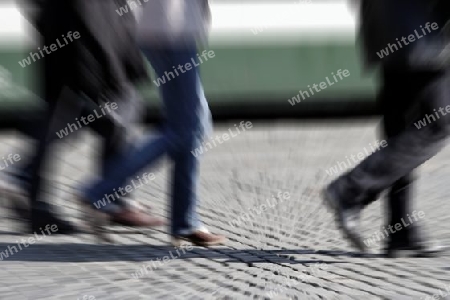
[172,230,226,247]
[111,208,166,227]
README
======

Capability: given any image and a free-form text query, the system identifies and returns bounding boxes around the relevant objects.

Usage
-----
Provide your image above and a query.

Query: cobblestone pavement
[1,119,450,300]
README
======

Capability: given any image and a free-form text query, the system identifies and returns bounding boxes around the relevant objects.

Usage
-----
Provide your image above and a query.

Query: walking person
[323,0,450,257]
[6,0,165,233]
[78,0,226,246]
[1,85,155,231]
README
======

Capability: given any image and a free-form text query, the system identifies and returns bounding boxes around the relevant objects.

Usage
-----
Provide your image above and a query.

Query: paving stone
[1,121,450,299]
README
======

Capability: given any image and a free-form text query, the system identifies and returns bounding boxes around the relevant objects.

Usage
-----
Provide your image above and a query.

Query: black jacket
[20,0,148,102]
[358,0,450,69]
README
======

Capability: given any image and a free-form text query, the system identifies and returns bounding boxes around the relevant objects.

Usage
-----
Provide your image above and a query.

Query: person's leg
[82,47,202,208]
[97,85,143,209]
[169,71,210,236]
[81,47,189,212]
[138,48,210,236]
[29,87,86,232]
[5,99,87,193]
[379,67,418,245]
[324,68,449,252]
[0,112,69,221]
[170,147,201,236]
[93,84,165,226]
[81,46,224,245]
[334,69,448,205]
[2,95,126,223]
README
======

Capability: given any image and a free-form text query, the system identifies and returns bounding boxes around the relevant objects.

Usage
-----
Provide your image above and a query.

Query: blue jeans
[82,47,212,236]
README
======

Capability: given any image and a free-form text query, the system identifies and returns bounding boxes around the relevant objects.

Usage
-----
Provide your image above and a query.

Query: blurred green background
[0,1,379,124]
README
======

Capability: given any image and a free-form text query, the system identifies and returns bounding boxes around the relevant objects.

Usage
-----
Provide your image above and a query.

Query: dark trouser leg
[336,68,449,207]
[12,86,142,210]
[359,69,419,208]
[380,68,417,243]
[29,87,85,213]
[10,106,82,191]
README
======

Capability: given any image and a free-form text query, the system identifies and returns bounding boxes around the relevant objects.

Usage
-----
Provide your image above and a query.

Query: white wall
[0,1,357,46]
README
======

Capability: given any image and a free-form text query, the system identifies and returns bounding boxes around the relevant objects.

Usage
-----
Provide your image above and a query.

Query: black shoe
[31,207,79,235]
[385,240,448,258]
[322,185,366,252]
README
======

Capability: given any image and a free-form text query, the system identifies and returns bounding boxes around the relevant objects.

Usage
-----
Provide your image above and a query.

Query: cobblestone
[0,120,449,299]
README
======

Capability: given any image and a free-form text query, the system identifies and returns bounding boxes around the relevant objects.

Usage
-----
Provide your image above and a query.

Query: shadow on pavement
[0,241,382,263]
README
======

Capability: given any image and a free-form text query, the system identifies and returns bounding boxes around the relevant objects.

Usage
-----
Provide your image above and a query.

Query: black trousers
[19,87,140,198]
[16,0,143,219]
[25,85,142,213]
[379,68,422,241]
[340,66,449,242]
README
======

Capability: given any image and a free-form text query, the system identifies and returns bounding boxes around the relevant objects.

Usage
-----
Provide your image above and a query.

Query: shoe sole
[110,218,167,227]
[171,236,227,248]
[385,250,421,258]
[386,245,449,258]
[321,188,367,252]
[386,250,442,258]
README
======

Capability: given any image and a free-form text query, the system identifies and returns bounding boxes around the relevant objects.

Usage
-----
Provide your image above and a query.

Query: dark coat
[357,0,450,69]
[20,0,148,102]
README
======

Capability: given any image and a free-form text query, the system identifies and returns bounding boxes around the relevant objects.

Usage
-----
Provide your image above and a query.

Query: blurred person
[1,87,153,229]
[78,0,226,246]
[3,0,165,233]
[323,0,450,257]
